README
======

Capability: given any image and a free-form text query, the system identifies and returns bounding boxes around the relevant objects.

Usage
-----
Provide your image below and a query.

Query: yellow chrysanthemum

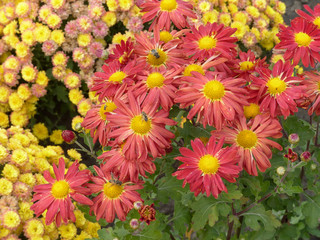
[2,210,20,230]
[34,25,51,43]
[231,21,248,40]
[19,201,34,221]
[74,231,92,240]
[15,1,30,17]
[17,84,32,100]
[84,222,100,238]
[233,12,247,25]
[71,115,84,131]
[9,92,24,111]
[50,30,65,45]
[19,173,36,187]
[0,86,10,103]
[102,11,117,27]
[112,33,128,44]
[24,218,44,237]
[202,10,218,24]
[49,129,64,144]
[246,6,260,18]
[106,0,118,11]
[0,144,8,162]
[19,18,35,32]
[15,41,29,58]
[32,123,49,140]
[0,112,9,128]
[46,13,61,29]
[219,12,231,26]
[77,99,91,117]
[0,178,13,195]
[11,112,29,128]
[74,210,86,228]
[35,157,51,172]
[21,29,35,46]
[3,57,19,71]
[36,71,49,86]
[67,149,82,161]
[2,164,20,182]
[77,34,92,47]
[11,148,28,166]
[119,0,133,11]
[59,223,77,239]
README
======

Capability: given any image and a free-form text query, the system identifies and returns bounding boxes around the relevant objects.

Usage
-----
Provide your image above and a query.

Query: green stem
[75,140,97,161]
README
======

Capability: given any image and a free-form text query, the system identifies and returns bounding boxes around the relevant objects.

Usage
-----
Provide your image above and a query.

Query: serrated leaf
[302,195,320,229]
[137,220,163,239]
[54,85,69,103]
[113,227,130,238]
[157,176,183,203]
[208,205,219,226]
[220,184,243,201]
[173,201,191,235]
[97,228,115,239]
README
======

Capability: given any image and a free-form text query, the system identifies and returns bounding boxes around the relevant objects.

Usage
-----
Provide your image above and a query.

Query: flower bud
[288,133,299,144]
[276,166,286,176]
[284,148,298,162]
[311,164,317,170]
[300,151,311,162]
[61,130,77,144]
[133,201,143,210]
[130,218,140,229]
[74,122,83,132]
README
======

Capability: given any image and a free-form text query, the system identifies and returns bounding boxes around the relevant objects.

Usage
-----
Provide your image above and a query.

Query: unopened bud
[276,166,286,176]
[301,151,311,162]
[288,133,299,144]
[61,130,77,144]
[284,148,298,162]
[130,219,140,229]
[311,164,317,170]
[74,122,83,132]
[133,201,143,210]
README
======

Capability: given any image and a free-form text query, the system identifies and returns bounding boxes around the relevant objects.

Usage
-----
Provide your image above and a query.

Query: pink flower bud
[288,133,299,144]
[133,201,143,210]
[130,219,139,229]
[61,130,76,144]
[301,151,311,162]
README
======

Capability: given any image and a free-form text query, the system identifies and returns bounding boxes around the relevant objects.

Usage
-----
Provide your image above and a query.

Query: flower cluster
[0,126,100,239]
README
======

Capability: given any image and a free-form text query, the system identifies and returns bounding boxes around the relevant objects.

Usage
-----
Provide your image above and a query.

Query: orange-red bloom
[296,4,320,29]
[213,115,283,176]
[88,166,143,223]
[301,71,320,115]
[31,158,92,226]
[173,136,241,198]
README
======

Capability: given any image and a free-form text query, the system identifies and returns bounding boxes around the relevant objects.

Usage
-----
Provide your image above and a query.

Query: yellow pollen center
[130,115,152,135]
[318,81,320,91]
[183,64,205,76]
[239,61,254,71]
[160,0,177,11]
[203,80,225,101]
[51,180,70,199]
[266,77,287,95]
[108,71,127,83]
[99,101,117,120]
[198,154,220,174]
[314,17,320,28]
[160,31,173,43]
[198,36,217,50]
[243,103,260,119]
[146,72,165,88]
[236,130,258,149]
[147,49,167,67]
[103,182,123,199]
[294,32,312,47]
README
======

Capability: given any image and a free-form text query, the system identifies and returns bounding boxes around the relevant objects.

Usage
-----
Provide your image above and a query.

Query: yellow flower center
[294,32,312,47]
[239,61,254,71]
[147,49,167,67]
[318,81,320,91]
[313,17,320,28]
[243,103,260,119]
[51,180,70,199]
[160,0,177,11]
[203,80,225,101]
[198,36,217,50]
[236,129,258,149]
[108,71,127,83]
[99,101,117,120]
[266,77,287,96]
[198,154,220,174]
[146,72,165,88]
[160,31,173,43]
[183,64,205,76]
[130,114,152,135]
[103,182,123,199]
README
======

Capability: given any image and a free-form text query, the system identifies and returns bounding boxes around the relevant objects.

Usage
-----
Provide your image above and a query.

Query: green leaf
[283,116,314,146]
[219,184,243,201]
[172,201,191,235]
[137,220,163,239]
[208,205,219,226]
[54,84,69,103]
[302,195,320,229]
[97,228,115,239]
[113,227,130,238]
[157,176,183,203]
[278,224,299,240]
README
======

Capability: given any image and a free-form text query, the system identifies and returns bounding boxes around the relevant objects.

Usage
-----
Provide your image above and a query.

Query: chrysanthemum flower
[275,17,320,67]
[175,71,248,130]
[92,21,109,38]
[77,16,93,33]
[213,115,283,176]
[91,60,143,101]
[296,4,320,28]
[65,20,78,39]
[31,158,93,226]
[131,66,180,111]
[134,30,186,69]
[23,218,44,238]
[31,84,47,98]
[182,22,237,61]
[106,38,134,65]
[141,0,196,30]
[1,209,20,230]
[251,60,303,118]
[88,166,143,222]
[173,136,241,197]
[107,92,176,161]
[300,71,320,115]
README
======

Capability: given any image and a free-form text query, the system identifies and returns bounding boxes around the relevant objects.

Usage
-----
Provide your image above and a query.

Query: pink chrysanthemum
[131,66,180,111]
[141,0,196,30]
[31,158,93,226]
[42,40,58,56]
[296,4,320,29]
[31,84,47,98]
[251,60,304,118]
[173,136,241,198]
[213,114,283,176]
[182,22,237,61]
[65,20,78,38]
[89,4,105,21]
[127,17,144,33]
[92,21,109,38]
[301,71,320,115]
[91,60,143,101]
[89,41,104,58]
[275,17,320,67]
[77,16,93,33]
[107,92,176,161]
[134,30,187,69]
[175,71,248,130]
[88,166,143,223]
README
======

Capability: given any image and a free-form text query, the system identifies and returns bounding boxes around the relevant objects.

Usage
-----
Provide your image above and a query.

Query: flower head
[61,130,77,144]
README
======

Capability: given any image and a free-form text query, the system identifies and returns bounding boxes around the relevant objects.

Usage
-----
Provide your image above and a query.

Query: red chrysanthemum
[275,17,320,67]
[91,60,144,101]
[213,114,283,176]
[88,166,143,223]
[251,60,304,118]
[301,71,320,115]
[106,38,135,65]
[31,158,93,226]
[296,4,320,29]
[182,22,237,61]
[131,66,180,111]
[172,135,241,198]
[175,71,248,130]
[134,30,186,70]
[107,92,176,161]
[141,0,196,30]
